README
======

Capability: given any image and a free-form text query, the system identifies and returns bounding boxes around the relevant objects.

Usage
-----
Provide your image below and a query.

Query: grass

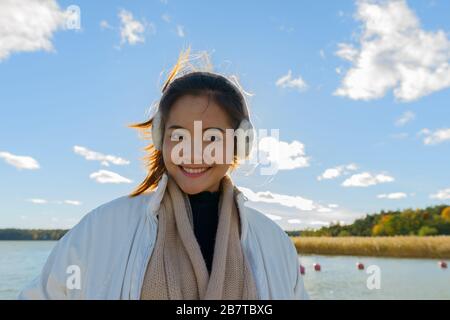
[291,236,450,259]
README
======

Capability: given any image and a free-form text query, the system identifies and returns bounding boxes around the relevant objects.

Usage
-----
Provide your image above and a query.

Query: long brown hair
[127,48,252,198]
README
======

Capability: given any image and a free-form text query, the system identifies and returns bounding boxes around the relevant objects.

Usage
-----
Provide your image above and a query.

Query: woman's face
[162,94,235,194]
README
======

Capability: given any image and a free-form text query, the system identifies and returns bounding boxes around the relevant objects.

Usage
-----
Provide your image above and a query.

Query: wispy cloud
[27,198,82,205]
[395,111,415,127]
[391,132,409,140]
[377,192,407,200]
[100,20,113,30]
[335,43,358,62]
[89,169,132,184]
[239,186,316,211]
[319,49,326,59]
[63,200,82,206]
[430,188,450,200]
[73,145,130,166]
[317,163,358,181]
[335,0,450,102]
[0,151,40,170]
[161,14,171,23]
[275,70,308,91]
[176,25,185,37]
[28,198,48,204]
[0,0,68,61]
[418,128,450,145]
[342,172,394,187]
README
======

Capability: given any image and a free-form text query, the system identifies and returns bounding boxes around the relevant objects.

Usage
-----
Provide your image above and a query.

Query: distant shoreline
[292,236,450,259]
[0,229,68,241]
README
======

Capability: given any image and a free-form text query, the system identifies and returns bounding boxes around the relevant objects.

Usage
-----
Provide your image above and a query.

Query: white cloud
[257,136,310,171]
[377,192,407,199]
[0,0,68,61]
[176,25,185,37]
[342,172,394,187]
[119,9,146,45]
[275,70,308,91]
[239,187,316,211]
[237,185,362,230]
[418,128,450,145]
[395,111,415,126]
[161,14,171,23]
[73,145,130,166]
[310,221,330,226]
[317,207,332,213]
[266,214,282,221]
[430,188,450,200]
[27,198,82,205]
[100,20,113,30]
[317,163,358,181]
[335,0,450,102]
[28,198,48,204]
[64,200,82,206]
[391,132,409,139]
[335,43,358,62]
[319,49,326,59]
[89,169,132,184]
[0,151,40,170]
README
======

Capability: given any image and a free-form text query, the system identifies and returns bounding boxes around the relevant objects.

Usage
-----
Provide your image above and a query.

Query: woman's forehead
[166,94,232,128]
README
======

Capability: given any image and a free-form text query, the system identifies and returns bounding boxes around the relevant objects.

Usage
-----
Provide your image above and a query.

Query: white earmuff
[236,118,255,159]
[151,111,163,151]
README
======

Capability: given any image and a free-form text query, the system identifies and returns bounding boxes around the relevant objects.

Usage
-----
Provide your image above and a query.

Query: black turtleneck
[188,190,221,274]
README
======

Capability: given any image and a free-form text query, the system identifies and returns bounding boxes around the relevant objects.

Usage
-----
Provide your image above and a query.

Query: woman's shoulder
[61,192,156,243]
[87,191,159,222]
[242,205,293,247]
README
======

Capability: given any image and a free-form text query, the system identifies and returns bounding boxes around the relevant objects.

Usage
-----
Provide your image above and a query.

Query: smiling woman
[127,48,253,196]
[17,47,308,300]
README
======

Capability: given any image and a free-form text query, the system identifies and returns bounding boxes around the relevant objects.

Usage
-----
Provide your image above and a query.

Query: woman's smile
[178,165,213,178]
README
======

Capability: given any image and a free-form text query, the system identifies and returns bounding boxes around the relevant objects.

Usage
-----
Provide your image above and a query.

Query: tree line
[287,204,450,237]
[0,229,68,240]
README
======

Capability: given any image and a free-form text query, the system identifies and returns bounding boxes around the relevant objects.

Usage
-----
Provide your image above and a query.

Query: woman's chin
[178,182,213,195]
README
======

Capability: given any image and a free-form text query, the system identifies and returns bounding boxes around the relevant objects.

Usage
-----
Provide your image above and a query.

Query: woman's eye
[171,134,184,141]
[204,129,223,143]
[206,135,221,142]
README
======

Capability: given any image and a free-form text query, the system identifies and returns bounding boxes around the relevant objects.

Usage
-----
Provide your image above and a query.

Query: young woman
[18,50,308,300]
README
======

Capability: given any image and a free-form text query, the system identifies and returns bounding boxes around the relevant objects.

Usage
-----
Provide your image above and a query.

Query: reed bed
[291,236,450,259]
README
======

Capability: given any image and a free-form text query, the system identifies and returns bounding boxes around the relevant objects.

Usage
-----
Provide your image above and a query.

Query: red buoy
[356,262,365,270]
[439,261,448,269]
[300,265,305,275]
[313,263,321,272]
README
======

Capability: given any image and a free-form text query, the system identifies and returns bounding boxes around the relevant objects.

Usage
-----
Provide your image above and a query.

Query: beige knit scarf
[140,173,259,300]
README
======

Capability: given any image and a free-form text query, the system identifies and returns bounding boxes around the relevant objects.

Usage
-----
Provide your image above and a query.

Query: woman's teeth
[181,166,210,174]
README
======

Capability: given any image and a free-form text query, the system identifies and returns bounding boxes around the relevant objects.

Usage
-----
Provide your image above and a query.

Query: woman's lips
[179,166,212,178]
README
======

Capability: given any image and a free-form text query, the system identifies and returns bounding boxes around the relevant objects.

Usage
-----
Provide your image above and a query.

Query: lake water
[1,241,449,300]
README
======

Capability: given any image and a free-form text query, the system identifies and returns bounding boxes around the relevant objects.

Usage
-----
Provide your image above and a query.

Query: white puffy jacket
[18,173,308,300]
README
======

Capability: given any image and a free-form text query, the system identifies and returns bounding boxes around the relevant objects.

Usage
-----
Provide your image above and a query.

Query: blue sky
[0,0,449,230]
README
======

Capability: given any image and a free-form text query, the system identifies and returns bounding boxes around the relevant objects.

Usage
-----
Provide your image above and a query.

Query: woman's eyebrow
[204,127,225,133]
[167,125,225,133]
[167,125,185,130]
